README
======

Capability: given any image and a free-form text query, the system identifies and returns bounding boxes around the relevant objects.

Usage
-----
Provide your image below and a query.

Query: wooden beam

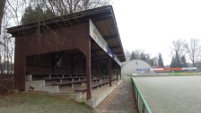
[26,64,68,70]
[92,52,124,58]
[114,52,123,55]
[91,52,109,61]
[104,34,118,40]
[53,51,65,65]
[92,49,102,52]
[91,34,118,44]
[27,64,51,68]
[92,58,108,62]
[110,45,121,49]
[91,54,108,59]
[90,13,112,22]
[92,45,121,52]
[72,54,83,69]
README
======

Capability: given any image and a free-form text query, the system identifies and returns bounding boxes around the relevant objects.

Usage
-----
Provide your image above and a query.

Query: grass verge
[0,92,95,113]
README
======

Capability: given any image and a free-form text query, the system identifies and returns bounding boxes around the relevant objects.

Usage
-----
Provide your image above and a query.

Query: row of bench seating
[73,78,117,99]
[29,73,118,95]
[75,81,109,92]
[31,73,106,77]
[46,76,110,87]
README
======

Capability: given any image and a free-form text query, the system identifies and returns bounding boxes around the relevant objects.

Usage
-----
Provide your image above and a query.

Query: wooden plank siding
[14,22,89,91]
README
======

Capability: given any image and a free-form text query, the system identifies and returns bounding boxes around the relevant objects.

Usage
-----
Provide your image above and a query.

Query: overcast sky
[112,0,201,65]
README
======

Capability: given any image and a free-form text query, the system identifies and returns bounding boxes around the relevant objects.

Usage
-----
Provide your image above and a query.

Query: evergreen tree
[150,59,155,66]
[21,5,56,25]
[129,51,136,60]
[181,55,188,67]
[140,53,146,61]
[170,57,176,68]
[175,51,182,67]
[21,5,34,25]
[150,58,158,66]
[158,53,164,67]
[145,54,151,65]
[44,8,57,19]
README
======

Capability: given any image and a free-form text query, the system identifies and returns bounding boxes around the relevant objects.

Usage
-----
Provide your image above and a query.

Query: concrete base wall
[25,80,59,93]
[24,79,122,109]
[86,80,122,108]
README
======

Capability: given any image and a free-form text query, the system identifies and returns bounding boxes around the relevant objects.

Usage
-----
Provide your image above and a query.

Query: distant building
[121,60,151,75]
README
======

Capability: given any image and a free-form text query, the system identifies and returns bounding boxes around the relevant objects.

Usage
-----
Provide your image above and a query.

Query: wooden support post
[86,38,92,100]
[117,71,119,81]
[14,47,26,91]
[83,58,86,73]
[119,66,121,80]
[71,79,74,89]
[116,64,119,82]
[71,55,74,73]
[51,53,55,73]
[109,58,112,87]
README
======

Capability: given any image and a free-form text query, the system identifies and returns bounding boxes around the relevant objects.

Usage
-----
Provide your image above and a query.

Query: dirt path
[95,77,138,113]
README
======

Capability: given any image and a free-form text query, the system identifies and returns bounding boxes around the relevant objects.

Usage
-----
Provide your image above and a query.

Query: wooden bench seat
[51,80,86,86]
[44,76,86,80]
[30,73,86,80]
[44,76,107,82]
[74,78,117,92]
[74,81,110,92]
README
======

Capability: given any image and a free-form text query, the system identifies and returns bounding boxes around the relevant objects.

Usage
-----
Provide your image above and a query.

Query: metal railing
[131,78,152,113]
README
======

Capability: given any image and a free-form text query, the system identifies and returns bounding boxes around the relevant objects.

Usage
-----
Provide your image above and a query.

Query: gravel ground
[133,76,201,113]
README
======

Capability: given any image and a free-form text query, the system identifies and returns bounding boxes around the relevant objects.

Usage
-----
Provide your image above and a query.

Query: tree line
[127,49,164,67]
[126,38,201,70]
[170,38,201,69]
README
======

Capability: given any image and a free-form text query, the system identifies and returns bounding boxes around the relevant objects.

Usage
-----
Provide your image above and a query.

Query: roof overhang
[7,5,126,62]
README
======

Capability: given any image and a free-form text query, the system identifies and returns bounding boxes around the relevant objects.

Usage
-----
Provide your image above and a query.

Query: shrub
[0,74,14,95]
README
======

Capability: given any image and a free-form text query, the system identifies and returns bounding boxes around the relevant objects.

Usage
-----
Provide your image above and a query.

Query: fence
[131,78,152,113]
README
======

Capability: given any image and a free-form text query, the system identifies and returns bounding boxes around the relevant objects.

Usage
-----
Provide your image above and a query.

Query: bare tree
[170,39,186,57]
[0,0,26,74]
[0,0,6,73]
[124,49,130,61]
[40,0,110,15]
[151,56,158,66]
[0,14,14,74]
[184,38,201,66]
[133,49,145,60]
[23,0,111,18]
[0,0,6,34]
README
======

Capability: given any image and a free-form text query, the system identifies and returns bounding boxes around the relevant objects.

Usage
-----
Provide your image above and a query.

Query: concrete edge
[86,80,122,108]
